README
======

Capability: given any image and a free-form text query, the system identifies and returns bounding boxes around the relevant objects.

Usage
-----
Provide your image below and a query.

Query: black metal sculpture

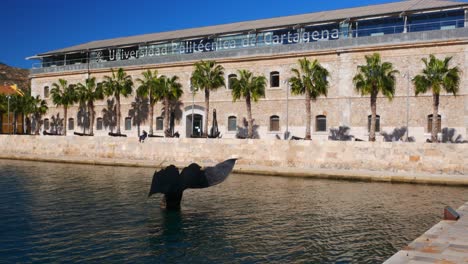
[148,159,237,210]
[208,109,221,138]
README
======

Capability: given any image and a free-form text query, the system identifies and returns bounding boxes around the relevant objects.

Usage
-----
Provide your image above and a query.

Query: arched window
[316,115,327,132]
[68,118,74,130]
[125,117,132,130]
[44,86,49,98]
[270,71,280,88]
[43,118,50,130]
[427,114,441,133]
[367,115,380,132]
[96,118,103,130]
[156,117,164,131]
[270,115,280,131]
[228,74,237,90]
[228,116,237,131]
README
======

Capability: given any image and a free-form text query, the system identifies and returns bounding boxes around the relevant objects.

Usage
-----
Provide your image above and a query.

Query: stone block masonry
[0,136,466,185]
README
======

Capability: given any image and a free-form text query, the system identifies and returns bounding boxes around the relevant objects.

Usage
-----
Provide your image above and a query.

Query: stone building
[28,0,468,141]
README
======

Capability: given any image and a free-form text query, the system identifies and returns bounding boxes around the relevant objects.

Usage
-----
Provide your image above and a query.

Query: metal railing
[32,18,467,69]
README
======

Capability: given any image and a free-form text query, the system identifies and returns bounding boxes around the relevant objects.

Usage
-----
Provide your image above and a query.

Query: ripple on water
[0,160,466,263]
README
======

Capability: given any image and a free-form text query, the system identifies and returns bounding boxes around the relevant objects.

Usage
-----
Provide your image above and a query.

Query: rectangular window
[316,116,327,132]
[44,119,50,130]
[270,116,280,132]
[367,115,380,132]
[125,117,132,130]
[68,118,74,130]
[228,116,237,131]
[270,72,280,88]
[156,117,163,131]
[96,118,103,130]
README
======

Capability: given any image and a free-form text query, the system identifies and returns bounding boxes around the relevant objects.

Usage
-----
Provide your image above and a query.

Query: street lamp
[7,95,10,135]
[403,72,411,142]
[191,85,195,137]
[283,80,290,139]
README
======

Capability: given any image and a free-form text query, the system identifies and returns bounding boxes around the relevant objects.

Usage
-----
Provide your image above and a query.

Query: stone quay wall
[0,136,466,184]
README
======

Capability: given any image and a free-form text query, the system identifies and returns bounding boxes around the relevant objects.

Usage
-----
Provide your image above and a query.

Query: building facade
[29,0,468,141]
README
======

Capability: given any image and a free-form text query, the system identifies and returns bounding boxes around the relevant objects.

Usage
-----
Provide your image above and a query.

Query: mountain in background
[0,62,30,91]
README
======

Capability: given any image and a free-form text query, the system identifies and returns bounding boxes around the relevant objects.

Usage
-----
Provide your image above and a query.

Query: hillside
[0,62,30,91]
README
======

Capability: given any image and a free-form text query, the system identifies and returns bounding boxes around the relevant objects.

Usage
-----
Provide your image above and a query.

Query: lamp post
[7,95,10,135]
[403,72,410,142]
[191,85,195,137]
[283,80,290,139]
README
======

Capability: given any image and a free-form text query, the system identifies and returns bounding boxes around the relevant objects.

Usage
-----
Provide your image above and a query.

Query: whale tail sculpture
[148,159,237,210]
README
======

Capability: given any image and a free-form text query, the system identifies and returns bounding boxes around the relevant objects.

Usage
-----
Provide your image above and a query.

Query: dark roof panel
[37,0,468,56]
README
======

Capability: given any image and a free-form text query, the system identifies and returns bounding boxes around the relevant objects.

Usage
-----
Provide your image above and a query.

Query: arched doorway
[186,114,203,137]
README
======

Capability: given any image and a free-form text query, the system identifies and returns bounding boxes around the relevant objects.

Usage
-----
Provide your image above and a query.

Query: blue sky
[1,0,465,68]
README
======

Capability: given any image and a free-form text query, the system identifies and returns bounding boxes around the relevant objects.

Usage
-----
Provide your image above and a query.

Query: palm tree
[136,70,161,135]
[51,79,77,135]
[413,54,460,142]
[159,75,183,136]
[31,95,48,135]
[190,60,225,137]
[353,53,398,142]
[76,77,104,135]
[289,57,330,140]
[231,69,266,139]
[102,68,133,135]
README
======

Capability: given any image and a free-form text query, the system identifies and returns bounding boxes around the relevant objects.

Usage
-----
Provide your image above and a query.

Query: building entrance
[186,114,203,137]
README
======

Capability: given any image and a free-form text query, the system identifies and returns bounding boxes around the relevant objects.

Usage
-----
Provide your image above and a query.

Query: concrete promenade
[385,202,468,263]
[0,135,467,185]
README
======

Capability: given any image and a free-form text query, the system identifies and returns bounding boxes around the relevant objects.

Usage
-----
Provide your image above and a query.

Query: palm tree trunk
[369,93,377,142]
[204,89,210,138]
[246,94,253,139]
[116,95,121,134]
[89,102,95,136]
[164,96,170,136]
[432,93,439,143]
[305,89,311,140]
[82,105,86,134]
[149,102,154,135]
[63,106,68,136]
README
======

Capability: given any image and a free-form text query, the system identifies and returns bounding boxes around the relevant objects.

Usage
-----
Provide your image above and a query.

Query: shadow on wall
[161,99,184,124]
[102,98,117,133]
[128,96,149,136]
[328,126,354,141]
[50,113,63,134]
[381,127,415,142]
[442,128,467,143]
[236,117,260,139]
[77,106,90,133]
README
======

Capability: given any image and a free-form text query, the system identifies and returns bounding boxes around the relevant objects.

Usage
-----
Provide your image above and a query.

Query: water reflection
[0,159,466,263]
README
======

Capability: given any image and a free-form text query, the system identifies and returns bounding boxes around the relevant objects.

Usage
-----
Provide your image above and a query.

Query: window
[96,118,103,130]
[427,114,441,133]
[125,117,132,130]
[156,117,163,131]
[68,118,74,130]
[228,116,237,131]
[44,86,49,98]
[269,115,280,131]
[316,115,327,132]
[44,118,50,130]
[367,115,380,132]
[270,71,280,88]
[228,74,237,90]
[31,119,37,132]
